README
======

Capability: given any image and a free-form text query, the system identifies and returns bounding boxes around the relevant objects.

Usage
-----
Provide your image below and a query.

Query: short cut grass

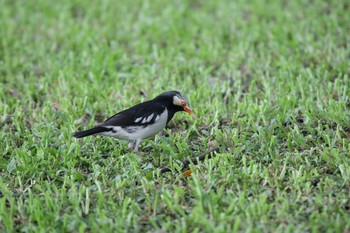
[1,0,350,232]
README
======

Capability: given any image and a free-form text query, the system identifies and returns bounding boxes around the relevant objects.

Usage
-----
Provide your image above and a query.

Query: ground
[1,0,350,232]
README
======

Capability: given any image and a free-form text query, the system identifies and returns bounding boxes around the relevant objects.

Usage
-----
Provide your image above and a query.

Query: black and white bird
[73,91,193,152]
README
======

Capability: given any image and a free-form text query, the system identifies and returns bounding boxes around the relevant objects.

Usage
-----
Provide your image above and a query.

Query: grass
[1,0,350,232]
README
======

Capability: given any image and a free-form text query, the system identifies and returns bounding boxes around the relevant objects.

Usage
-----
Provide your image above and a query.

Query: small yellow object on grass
[183,170,192,177]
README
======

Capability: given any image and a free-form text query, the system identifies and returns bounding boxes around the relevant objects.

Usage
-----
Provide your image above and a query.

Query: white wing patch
[136,114,156,124]
[146,113,154,122]
[141,113,154,123]
[135,117,142,123]
[155,115,160,122]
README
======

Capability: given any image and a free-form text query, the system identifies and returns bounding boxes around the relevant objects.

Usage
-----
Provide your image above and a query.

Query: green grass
[1,0,350,232]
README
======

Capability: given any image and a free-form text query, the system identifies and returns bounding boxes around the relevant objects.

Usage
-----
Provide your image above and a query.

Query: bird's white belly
[103,110,168,141]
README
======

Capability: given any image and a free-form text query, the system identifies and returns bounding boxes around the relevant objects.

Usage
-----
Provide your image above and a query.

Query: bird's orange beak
[184,106,194,115]
[181,100,194,115]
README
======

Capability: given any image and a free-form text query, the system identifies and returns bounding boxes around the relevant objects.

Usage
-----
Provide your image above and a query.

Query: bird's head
[156,91,194,115]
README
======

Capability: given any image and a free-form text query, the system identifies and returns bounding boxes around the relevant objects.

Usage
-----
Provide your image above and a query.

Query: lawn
[1,0,350,232]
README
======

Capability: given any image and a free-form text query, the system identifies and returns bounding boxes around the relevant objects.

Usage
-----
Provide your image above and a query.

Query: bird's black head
[154,91,193,115]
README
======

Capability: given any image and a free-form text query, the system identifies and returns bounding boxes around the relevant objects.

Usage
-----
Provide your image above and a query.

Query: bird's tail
[73,126,111,138]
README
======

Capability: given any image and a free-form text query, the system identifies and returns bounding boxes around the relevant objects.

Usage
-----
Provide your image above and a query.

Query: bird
[73,91,193,152]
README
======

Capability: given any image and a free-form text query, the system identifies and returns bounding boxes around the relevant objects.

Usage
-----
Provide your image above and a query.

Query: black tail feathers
[73,126,111,138]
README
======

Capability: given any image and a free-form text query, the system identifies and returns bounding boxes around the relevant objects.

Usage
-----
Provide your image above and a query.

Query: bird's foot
[129,140,141,154]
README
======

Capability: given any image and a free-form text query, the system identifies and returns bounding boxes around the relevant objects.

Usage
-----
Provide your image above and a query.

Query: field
[1,0,350,232]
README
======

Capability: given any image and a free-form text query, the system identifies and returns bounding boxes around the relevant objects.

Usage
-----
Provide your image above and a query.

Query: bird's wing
[102,102,166,127]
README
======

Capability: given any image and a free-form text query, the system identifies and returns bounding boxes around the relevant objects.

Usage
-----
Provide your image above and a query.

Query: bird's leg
[128,141,134,150]
[133,139,141,154]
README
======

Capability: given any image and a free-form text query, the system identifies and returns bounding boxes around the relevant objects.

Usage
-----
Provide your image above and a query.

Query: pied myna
[73,91,193,152]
